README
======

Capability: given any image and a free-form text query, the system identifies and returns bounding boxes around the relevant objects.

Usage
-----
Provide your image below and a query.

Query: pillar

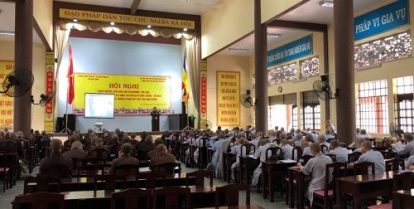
[254,0,269,134]
[14,0,33,136]
[334,0,355,144]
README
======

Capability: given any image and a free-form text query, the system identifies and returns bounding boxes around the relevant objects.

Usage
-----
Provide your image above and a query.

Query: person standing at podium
[151,106,160,131]
[150,106,160,117]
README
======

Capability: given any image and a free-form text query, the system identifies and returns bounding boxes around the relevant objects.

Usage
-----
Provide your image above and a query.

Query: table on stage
[393,188,414,209]
[336,171,400,209]
[261,160,297,202]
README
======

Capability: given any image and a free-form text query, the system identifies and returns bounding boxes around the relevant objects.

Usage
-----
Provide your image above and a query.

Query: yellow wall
[201,0,302,59]
[34,0,53,50]
[206,54,252,130]
[0,40,47,132]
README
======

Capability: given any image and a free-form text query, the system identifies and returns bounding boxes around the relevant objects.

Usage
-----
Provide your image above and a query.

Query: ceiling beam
[267,20,327,32]
[130,0,141,15]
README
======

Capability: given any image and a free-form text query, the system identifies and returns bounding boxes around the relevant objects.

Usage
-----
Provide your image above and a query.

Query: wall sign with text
[354,0,409,41]
[73,73,171,115]
[267,35,313,67]
[200,61,207,121]
[217,71,240,126]
[0,61,14,130]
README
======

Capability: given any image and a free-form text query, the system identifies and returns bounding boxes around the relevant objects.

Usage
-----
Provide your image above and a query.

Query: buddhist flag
[67,45,74,105]
[182,51,189,105]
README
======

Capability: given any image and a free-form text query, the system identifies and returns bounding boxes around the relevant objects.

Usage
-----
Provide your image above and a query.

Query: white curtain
[54,27,71,82]
[186,33,201,114]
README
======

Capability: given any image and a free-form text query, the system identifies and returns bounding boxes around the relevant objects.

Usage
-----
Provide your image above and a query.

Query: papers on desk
[280,159,297,163]
[248,155,257,159]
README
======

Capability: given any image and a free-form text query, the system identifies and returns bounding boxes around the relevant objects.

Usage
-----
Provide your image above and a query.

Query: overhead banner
[0,61,14,130]
[217,71,240,126]
[267,35,312,67]
[354,0,409,41]
[59,8,195,29]
[73,73,171,115]
[200,60,207,121]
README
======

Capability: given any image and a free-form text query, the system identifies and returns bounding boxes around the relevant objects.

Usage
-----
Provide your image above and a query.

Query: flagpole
[60,80,71,133]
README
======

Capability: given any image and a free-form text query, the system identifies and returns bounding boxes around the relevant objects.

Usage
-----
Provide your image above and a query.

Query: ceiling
[0,0,393,55]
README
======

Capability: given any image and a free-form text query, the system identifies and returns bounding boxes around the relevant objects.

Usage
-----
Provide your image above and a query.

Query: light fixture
[0,31,15,36]
[319,1,334,8]
[147,25,152,29]
[110,22,115,26]
[228,48,249,52]
[73,18,78,22]
[267,33,281,38]
[183,28,188,32]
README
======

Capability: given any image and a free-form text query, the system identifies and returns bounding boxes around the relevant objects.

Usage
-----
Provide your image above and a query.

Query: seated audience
[88,137,110,155]
[150,144,176,171]
[250,131,263,148]
[138,135,155,154]
[328,139,350,163]
[360,129,372,138]
[252,139,271,186]
[357,141,385,174]
[396,133,414,156]
[63,141,88,159]
[296,143,333,208]
[109,143,139,175]
[280,139,293,160]
[301,139,313,156]
[324,129,335,143]
[230,137,248,180]
[147,137,164,159]
[39,139,73,178]
[353,138,366,153]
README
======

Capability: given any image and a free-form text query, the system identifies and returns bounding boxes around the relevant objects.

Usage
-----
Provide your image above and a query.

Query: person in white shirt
[230,137,248,180]
[297,142,333,207]
[353,138,365,153]
[360,129,372,139]
[324,129,336,143]
[250,131,262,148]
[251,139,271,186]
[405,155,414,169]
[301,139,313,156]
[328,139,349,163]
[317,135,330,154]
[326,119,336,134]
[280,139,293,160]
[211,132,225,171]
[396,133,414,156]
[357,141,385,174]
[268,130,277,143]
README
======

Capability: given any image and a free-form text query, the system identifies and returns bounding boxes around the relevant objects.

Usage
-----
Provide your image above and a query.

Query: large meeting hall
[1,0,414,208]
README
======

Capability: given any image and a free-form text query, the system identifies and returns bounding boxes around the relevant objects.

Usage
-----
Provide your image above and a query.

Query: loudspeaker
[63,114,76,132]
[55,117,63,133]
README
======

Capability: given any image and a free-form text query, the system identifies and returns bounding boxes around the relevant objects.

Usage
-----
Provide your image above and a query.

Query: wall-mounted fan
[32,93,54,107]
[313,75,338,100]
[389,121,400,137]
[1,68,34,97]
[200,120,213,130]
[240,90,256,108]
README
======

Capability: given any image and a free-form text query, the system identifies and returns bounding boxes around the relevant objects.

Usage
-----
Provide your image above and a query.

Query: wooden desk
[59,185,221,209]
[393,189,414,209]
[336,171,398,209]
[199,205,265,209]
[262,160,297,202]
[26,171,195,192]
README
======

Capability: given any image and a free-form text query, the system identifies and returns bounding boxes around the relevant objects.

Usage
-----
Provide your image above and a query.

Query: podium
[151,112,160,131]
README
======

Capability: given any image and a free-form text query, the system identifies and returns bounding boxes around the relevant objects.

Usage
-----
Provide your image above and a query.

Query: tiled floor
[0,164,293,209]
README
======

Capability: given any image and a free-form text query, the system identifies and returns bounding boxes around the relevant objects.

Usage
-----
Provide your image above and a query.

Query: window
[356,80,388,133]
[394,76,414,133]
[302,91,320,130]
[268,94,297,130]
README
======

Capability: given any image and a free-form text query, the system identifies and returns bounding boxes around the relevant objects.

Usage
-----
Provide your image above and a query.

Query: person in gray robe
[297,142,332,207]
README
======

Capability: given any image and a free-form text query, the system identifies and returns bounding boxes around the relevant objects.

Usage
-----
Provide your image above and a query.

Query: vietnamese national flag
[67,45,74,105]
